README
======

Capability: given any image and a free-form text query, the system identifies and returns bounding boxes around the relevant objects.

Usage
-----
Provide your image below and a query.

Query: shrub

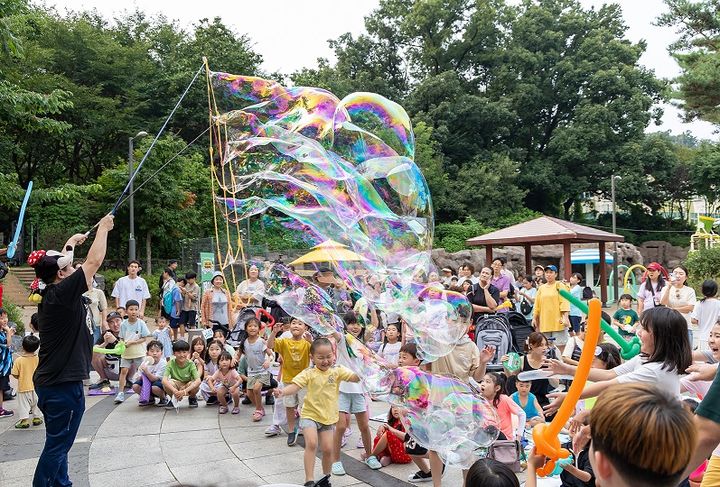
[685,247,720,281]
[3,301,25,335]
[100,268,162,309]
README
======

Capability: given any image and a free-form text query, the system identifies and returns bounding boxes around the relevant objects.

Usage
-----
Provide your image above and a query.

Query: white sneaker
[114,392,125,404]
[265,424,283,437]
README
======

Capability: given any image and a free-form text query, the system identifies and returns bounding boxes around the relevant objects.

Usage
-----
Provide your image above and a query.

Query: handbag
[488,439,522,472]
[520,297,532,316]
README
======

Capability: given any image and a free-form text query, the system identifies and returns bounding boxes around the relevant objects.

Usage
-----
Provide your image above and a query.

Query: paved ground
[0,378,476,487]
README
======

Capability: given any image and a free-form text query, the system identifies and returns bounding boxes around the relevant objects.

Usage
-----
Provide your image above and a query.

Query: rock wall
[432,241,655,277]
[638,241,689,270]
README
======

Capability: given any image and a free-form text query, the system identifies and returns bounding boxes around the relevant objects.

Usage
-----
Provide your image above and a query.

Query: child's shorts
[120,357,145,369]
[16,390,38,420]
[280,381,305,408]
[169,317,180,329]
[404,435,428,456]
[166,379,193,391]
[299,418,334,432]
[247,372,271,389]
[133,378,163,390]
[569,315,582,333]
[180,310,197,327]
[338,391,367,414]
[0,373,10,391]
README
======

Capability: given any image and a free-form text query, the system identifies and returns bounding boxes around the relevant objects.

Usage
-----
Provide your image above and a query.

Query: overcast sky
[42,0,718,140]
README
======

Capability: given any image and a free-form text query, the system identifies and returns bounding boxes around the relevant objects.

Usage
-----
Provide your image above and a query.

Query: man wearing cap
[532,265,571,350]
[28,214,114,487]
[89,311,123,389]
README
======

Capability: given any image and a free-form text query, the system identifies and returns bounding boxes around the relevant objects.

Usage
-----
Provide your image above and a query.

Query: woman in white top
[234,264,265,309]
[543,306,692,414]
[660,265,697,347]
[636,261,667,316]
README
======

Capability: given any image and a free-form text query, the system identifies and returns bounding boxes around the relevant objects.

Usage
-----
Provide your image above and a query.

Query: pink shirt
[496,394,523,440]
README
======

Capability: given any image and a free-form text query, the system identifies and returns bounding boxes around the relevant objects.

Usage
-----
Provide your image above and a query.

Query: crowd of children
[3,259,720,487]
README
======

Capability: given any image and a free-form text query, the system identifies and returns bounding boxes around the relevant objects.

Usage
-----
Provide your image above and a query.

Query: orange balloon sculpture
[531,297,602,477]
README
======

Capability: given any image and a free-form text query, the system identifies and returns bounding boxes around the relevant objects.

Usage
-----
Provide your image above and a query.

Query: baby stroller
[474,313,513,372]
[225,307,275,348]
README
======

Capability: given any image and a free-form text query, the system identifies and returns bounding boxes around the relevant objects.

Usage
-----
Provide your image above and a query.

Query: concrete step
[10,267,35,288]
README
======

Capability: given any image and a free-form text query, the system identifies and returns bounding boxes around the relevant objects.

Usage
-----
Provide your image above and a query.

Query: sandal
[231,407,240,415]
[252,409,264,422]
[32,418,43,426]
[218,406,229,414]
[14,419,29,429]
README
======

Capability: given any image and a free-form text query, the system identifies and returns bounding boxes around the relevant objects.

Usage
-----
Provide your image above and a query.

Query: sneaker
[331,461,346,476]
[265,424,283,437]
[265,394,275,405]
[287,430,298,446]
[0,409,14,418]
[408,470,432,482]
[206,396,218,405]
[114,392,125,404]
[138,400,149,407]
[365,455,382,470]
[157,398,171,408]
[89,379,110,390]
[242,396,252,405]
[303,482,314,487]
[32,417,43,426]
[356,437,364,449]
[14,419,29,429]
[164,398,175,410]
[188,397,198,408]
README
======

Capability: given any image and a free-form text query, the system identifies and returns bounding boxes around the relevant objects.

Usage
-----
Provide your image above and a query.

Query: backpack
[162,286,175,315]
[507,311,534,353]
[474,314,513,371]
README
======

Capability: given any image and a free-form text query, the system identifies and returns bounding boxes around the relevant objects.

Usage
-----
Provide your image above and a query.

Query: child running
[11,335,41,428]
[208,351,242,414]
[275,337,361,487]
[333,312,383,473]
[267,318,311,445]
[235,318,273,421]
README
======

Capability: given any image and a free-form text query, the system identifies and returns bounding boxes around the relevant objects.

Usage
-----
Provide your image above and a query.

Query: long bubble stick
[532,298,602,477]
[558,289,640,360]
[7,181,33,259]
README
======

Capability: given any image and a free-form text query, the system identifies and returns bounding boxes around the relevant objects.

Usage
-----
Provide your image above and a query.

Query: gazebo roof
[466,216,624,246]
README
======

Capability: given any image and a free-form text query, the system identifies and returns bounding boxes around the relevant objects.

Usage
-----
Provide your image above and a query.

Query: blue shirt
[511,391,541,419]
[569,284,584,317]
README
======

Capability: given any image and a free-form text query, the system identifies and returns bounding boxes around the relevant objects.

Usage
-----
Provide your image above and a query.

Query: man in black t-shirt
[28,214,114,487]
[469,266,500,322]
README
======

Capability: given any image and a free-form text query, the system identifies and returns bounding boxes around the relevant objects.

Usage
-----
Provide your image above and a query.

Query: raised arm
[81,215,114,290]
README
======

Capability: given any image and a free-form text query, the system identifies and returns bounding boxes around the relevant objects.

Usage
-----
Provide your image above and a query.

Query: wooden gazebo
[466,216,624,305]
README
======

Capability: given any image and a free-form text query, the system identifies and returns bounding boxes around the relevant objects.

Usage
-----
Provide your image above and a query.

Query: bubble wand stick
[532,297,601,477]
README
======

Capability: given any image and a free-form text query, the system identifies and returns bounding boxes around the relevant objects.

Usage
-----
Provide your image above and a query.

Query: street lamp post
[129,131,148,261]
[611,175,621,303]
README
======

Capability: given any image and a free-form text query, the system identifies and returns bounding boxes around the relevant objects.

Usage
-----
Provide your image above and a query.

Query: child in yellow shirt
[11,335,42,428]
[275,337,360,487]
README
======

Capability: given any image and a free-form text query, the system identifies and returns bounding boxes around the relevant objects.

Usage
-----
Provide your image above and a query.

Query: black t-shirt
[95,330,120,362]
[34,267,93,387]
[560,445,595,487]
[506,355,554,407]
[469,283,500,321]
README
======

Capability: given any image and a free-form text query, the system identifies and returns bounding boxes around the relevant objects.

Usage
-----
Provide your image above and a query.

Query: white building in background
[586,195,719,223]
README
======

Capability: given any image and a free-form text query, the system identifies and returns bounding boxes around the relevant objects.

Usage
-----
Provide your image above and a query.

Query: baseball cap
[545,265,558,273]
[646,262,663,272]
[534,264,545,271]
[106,311,122,321]
[441,267,452,273]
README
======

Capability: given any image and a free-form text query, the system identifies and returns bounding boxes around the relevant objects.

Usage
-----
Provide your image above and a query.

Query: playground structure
[621,264,646,299]
[691,215,720,251]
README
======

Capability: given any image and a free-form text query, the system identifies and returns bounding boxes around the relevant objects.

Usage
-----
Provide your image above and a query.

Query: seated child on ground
[161,340,201,408]
[367,406,411,466]
[131,340,167,406]
[511,379,545,427]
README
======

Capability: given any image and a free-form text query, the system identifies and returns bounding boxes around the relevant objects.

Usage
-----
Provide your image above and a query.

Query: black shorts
[405,436,428,456]
[179,310,197,327]
[0,373,9,391]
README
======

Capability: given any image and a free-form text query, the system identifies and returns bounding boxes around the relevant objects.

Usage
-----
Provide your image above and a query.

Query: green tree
[658,0,720,123]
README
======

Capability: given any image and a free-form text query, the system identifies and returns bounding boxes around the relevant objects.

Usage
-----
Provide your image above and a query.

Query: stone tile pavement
[0,382,475,487]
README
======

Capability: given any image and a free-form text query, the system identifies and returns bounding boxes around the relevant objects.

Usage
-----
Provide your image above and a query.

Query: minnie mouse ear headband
[27,248,74,284]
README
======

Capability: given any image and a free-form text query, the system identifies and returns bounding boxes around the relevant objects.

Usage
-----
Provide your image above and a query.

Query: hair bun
[27,250,46,267]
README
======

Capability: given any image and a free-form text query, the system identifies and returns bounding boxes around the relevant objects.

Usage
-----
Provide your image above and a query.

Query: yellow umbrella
[289,239,368,265]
